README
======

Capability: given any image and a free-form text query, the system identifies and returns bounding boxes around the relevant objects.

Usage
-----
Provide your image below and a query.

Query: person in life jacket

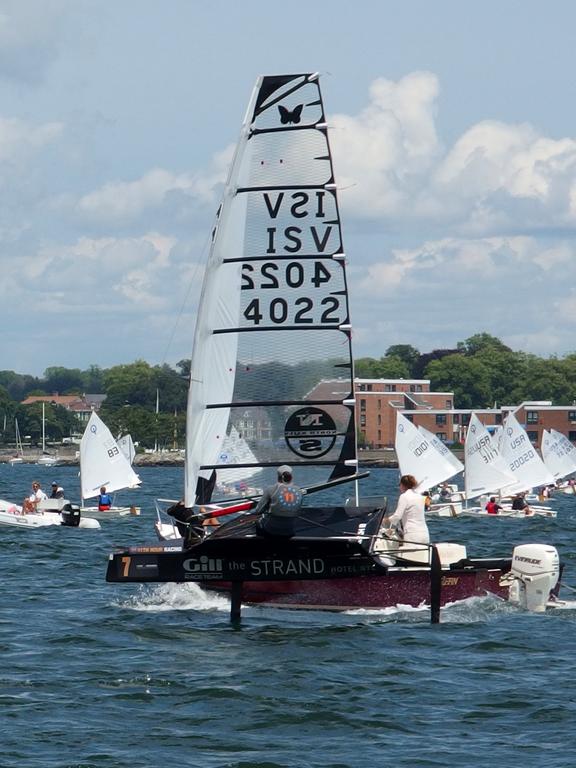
[254,465,305,537]
[485,497,503,515]
[97,486,113,511]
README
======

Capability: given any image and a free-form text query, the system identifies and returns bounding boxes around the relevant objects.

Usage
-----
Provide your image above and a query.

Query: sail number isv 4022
[240,260,343,326]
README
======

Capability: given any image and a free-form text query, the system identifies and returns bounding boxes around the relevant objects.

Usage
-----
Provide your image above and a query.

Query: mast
[42,402,46,453]
[154,388,159,452]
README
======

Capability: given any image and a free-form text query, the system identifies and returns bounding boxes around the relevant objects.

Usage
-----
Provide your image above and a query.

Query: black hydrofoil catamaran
[106,73,562,622]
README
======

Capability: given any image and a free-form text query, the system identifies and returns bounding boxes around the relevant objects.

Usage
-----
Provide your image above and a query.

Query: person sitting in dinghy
[97,486,112,511]
[50,481,65,499]
[22,481,48,514]
[254,465,304,538]
[485,497,503,515]
[511,493,532,516]
[378,474,430,563]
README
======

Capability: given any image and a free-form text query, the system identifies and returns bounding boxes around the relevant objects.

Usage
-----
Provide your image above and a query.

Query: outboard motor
[60,503,81,527]
[507,544,560,612]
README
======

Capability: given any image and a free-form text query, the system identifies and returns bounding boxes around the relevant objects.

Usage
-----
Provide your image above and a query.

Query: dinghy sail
[80,412,141,502]
[464,413,516,499]
[499,412,555,494]
[542,428,576,482]
[184,72,357,506]
[395,412,460,490]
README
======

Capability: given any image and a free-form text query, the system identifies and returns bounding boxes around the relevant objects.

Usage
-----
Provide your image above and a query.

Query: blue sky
[2,0,576,375]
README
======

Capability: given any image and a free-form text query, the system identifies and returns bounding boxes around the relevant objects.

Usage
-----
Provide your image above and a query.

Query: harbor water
[2,463,576,768]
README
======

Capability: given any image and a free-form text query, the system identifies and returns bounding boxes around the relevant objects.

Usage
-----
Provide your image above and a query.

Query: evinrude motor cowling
[507,544,560,612]
[60,503,81,527]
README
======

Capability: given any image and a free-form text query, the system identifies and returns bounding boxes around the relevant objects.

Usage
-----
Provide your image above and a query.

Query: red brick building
[354,378,576,449]
[355,378,455,448]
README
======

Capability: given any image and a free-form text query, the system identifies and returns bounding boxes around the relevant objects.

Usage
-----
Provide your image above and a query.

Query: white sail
[464,413,516,499]
[184,73,357,506]
[499,411,555,494]
[395,413,458,491]
[80,412,141,500]
[216,426,261,486]
[418,425,464,477]
[542,428,576,481]
[117,434,136,464]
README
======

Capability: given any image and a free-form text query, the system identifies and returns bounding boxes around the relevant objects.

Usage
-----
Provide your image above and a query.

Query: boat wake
[346,594,545,624]
[116,583,230,613]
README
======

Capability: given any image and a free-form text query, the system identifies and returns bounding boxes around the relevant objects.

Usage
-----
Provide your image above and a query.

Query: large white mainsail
[541,428,576,481]
[464,413,516,499]
[395,412,458,491]
[499,411,555,494]
[184,74,357,506]
[80,412,141,500]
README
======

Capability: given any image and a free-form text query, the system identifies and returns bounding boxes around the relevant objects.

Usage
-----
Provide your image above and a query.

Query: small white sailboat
[394,413,463,516]
[8,419,24,465]
[542,428,576,493]
[36,402,61,466]
[215,425,263,497]
[499,412,555,495]
[117,433,136,465]
[463,413,555,518]
[80,412,142,517]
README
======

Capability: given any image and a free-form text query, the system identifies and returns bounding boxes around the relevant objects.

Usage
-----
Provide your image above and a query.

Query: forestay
[185,73,357,506]
[464,413,516,499]
[80,412,141,500]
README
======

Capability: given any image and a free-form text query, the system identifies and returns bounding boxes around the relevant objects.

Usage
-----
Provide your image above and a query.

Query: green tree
[457,332,512,356]
[385,344,420,375]
[374,356,410,379]
[82,365,105,392]
[0,371,41,401]
[43,366,84,394]
[103,361,158,409]
[425,354,492,409]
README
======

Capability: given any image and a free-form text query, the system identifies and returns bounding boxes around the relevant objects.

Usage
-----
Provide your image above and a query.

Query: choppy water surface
[2,464,576,768]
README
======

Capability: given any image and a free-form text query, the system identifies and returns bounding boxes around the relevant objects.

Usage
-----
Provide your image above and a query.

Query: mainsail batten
[185,73,356,506]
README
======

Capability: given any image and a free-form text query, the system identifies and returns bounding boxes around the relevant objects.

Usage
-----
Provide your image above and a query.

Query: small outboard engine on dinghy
[60,503,81,527]
[507,544,560,612]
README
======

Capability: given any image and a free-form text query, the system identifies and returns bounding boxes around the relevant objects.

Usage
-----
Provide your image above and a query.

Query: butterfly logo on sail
[278,104,303,124]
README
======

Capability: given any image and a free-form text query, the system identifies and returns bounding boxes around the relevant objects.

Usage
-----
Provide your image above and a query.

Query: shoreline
[0,449,405,469]
[0,448,464,469]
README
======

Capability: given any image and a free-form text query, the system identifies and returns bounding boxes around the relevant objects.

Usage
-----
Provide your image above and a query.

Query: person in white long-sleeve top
[376,474,430,564]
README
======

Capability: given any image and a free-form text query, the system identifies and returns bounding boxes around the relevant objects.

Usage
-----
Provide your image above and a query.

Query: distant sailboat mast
[154,388,159,452]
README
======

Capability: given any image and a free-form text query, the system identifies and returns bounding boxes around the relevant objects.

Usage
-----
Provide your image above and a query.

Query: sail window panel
[235,328,352,401]
[245,130,332,188]
[242,189,342,258]
[253,80,323,130]
[202,329,352,407]
[220,403,354,470]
